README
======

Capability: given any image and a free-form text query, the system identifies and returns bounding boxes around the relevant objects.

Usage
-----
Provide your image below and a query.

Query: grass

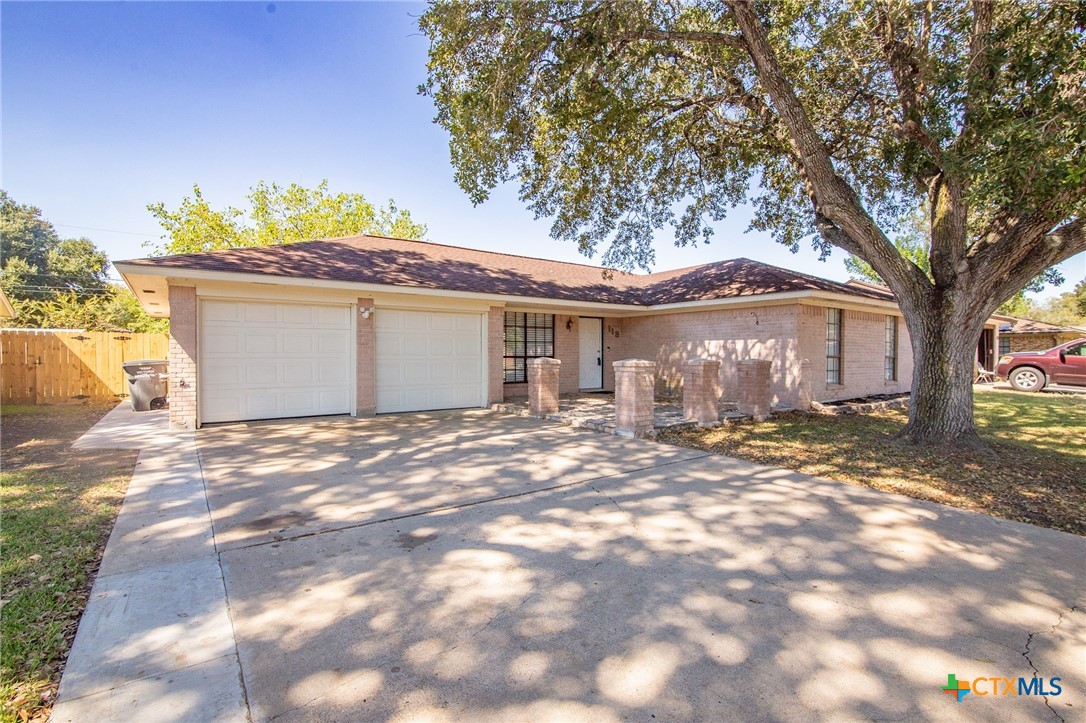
[657,386,1086,535]
[0,404,137,723]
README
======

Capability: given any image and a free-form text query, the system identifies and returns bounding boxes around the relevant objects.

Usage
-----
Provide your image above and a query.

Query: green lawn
[658,386,1086,535]
[0,404,136,723]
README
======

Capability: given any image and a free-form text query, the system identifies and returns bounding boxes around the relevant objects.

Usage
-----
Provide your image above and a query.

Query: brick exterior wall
[622,305,802,405]
[797,304,913,403]
[1005,333,1079,354]
[167,285,198,430]
[356,297,376,416]
[488,306,504,404]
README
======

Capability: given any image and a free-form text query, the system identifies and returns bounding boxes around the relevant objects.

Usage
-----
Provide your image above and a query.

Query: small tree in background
[0,190,166,332]
[148,180,428,255]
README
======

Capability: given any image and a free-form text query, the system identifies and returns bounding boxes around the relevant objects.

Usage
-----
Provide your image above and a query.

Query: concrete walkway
[51,403,248,722]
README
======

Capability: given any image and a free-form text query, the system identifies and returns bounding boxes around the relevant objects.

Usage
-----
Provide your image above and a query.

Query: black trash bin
[123,359,169,411]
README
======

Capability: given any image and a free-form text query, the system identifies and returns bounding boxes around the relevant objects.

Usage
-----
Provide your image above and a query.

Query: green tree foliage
[0,190,164,332]
[421,0,1086,446]
[0,192,109,300]
[148,181,427,255]
[1021,283,1086,328]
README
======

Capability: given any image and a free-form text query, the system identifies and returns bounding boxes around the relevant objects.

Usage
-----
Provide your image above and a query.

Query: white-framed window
[884,316,898,382]
[503,312,554,383]
[826,308,842,385]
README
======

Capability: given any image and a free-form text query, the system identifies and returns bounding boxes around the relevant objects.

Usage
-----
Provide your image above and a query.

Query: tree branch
[726,0,926,295]
[615,29,747,52]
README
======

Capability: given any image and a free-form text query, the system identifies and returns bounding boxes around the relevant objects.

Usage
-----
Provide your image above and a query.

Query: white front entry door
[579,317,603,389]
[375,309,484,413]
[199,299,353,424]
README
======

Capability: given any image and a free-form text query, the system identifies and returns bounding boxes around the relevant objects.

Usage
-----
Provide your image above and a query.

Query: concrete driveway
[196,410,1084,722]
[54,406,1083,722]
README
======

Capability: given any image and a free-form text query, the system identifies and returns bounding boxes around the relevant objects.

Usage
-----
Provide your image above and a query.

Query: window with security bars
[999,336,1010,356]
[884,316,898,381]
[826,308,843,385]
[503,312,555,383]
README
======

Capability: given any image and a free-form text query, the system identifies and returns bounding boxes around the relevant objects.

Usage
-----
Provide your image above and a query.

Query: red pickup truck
[996,338,1086,391]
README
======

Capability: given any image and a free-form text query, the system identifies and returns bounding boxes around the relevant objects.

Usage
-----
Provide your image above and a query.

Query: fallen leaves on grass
[657,388,1086,535]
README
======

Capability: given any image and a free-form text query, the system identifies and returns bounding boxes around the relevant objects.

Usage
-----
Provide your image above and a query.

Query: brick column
[527,358,560,416]
[682,358,721,426]
[356,298,376,416]
[167,285,198,431]
[488,306,504,404]
[737,359,772,421]
[614,359,655,438]
[796,359,812,411]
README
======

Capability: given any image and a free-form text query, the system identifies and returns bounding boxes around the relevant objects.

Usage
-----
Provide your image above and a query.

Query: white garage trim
[374,308,487,414]
[198,298,355,424]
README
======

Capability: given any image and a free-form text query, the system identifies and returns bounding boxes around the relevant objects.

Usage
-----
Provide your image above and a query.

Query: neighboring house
[996,316,1086,355]
[116,234,998,430]
[0,288,15,320]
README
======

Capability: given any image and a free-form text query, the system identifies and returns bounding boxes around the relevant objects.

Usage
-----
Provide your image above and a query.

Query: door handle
[597,357,602,366]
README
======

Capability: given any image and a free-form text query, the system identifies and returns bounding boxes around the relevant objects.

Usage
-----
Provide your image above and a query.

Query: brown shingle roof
[1000,317,1086,335]
[118,234,895,306]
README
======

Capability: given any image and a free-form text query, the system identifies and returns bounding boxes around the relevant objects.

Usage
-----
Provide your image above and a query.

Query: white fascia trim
[114,264,904,316]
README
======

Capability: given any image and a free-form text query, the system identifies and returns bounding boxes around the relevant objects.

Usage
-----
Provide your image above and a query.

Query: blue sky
[2,1,1082,296]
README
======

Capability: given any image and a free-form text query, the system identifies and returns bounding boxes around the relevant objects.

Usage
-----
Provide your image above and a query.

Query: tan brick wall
[355,298,376,416]
[488,307,504,404]
[797,304,913,403]
[622,305,802,405]
[1006,333,1069,354]
[167,286,198,430]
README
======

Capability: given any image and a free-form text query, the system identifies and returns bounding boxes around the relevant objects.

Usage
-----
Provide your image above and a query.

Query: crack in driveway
[1021,604,1078,723]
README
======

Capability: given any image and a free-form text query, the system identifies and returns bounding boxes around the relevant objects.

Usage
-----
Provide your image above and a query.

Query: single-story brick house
[995,315,1086,355]
[116,234,1001,430]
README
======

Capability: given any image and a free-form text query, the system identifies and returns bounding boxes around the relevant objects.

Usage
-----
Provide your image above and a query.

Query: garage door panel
[403,337,429,356]
[282,305,315,325]
[317,362,348,384]
[202,301,240,322]
[375,310,483,413]
[200,300,352,424]
[244,334,277,354]
[204,333,240,355]
[244,304,278,324]
[402,362,430,384]
[245,394,279,418]
[317,334,348,354]
[246,364,279,385]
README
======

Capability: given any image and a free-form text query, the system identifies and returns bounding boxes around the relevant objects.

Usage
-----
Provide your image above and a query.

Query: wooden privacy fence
[1,329,170,405]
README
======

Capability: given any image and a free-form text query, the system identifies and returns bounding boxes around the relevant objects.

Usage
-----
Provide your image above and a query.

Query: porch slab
[492,393,753,436]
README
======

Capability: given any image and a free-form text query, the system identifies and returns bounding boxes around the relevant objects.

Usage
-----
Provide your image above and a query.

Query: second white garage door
[375,310,484,413]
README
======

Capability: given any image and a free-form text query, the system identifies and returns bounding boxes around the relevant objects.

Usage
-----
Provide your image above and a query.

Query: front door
[579,317,603,389]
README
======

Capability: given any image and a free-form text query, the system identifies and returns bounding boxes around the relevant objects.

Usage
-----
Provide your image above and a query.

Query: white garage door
[375,310,484,413]
[200,300,353,424]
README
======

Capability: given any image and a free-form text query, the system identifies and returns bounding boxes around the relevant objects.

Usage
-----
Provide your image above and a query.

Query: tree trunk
[896,294,988,449]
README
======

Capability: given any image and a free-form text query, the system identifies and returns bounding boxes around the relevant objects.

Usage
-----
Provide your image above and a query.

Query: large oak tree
[420,0,1086,447]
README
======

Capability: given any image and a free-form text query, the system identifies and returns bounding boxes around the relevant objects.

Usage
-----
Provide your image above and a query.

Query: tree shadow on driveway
[198,411,1084,722]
